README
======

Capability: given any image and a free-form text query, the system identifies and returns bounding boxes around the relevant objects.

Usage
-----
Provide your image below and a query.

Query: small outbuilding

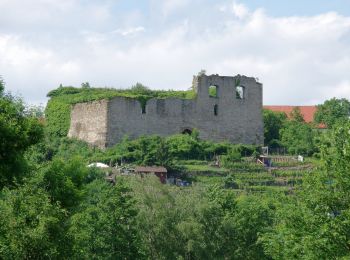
[257,155,272,167]
[135,166,167,184]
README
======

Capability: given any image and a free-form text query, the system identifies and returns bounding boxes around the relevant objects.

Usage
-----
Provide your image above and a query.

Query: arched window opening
[209,85,218,98]
[182,128,192,135]
[236,86,245,99]
[214,104,218,116]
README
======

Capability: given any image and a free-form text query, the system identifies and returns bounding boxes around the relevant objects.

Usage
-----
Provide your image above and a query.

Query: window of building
[214,104,218,116]
[209,85,218,98]
[236,86,245,99]
[141,103,146,114]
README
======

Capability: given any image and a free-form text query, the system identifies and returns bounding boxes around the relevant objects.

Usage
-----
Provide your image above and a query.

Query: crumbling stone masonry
[68,74,263,148]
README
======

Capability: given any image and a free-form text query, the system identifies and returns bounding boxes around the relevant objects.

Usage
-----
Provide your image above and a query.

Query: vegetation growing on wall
[45,83,196,137]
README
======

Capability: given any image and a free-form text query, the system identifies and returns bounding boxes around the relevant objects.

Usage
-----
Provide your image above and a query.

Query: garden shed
[135,166,167,184]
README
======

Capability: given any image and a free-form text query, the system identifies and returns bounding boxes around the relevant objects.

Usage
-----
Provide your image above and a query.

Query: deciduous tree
[263,109,287,147]
[262,122,350,259]
[315,98,350,128]
[0,80,44,188]
[68,179,144,259]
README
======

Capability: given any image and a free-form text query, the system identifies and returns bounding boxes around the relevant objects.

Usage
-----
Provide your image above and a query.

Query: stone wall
[68,99,109,147]
[68,74,263,148]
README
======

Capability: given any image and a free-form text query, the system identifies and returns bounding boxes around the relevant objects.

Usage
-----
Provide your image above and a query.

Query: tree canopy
[314,98,350,128]
[263,109,287,147]
[0,82,44,188]
[262,121,350,259]
[280,120,315,155]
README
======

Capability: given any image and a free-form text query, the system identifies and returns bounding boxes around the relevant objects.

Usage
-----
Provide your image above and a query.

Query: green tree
[0,184,66,259]
[290,106,305,122]
[314,98,350,128]
[130,83,152,95]
[0,81,44,188]
[24,104,45,118]
[81,82,91,88]
[263,109,287,147]
[280,120,315,155]
[131,176,273,260]
[68,179,144,259]
[0,77,4,94]
[229,195,274,259]
[131,176,208,259]
[40,157,89,209]
[262,122,350,259]
[220,146,242,167]
[166,134,202,160]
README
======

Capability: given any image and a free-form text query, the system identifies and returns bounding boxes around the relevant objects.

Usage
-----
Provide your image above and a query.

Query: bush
[224,173,240,189]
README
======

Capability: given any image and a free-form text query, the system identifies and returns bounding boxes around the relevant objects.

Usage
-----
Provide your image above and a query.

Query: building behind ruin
[68,74,263,148]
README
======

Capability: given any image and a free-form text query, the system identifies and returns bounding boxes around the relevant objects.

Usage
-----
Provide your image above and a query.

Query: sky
[0,0,350,105]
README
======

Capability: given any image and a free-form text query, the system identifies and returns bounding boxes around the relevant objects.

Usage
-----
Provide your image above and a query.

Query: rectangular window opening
[209,85,219,98]
[236,86,245,99]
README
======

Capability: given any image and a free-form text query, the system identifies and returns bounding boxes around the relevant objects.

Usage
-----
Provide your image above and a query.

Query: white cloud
[0,0,350,106]
[232,1,249,19]
[112,26,146,36]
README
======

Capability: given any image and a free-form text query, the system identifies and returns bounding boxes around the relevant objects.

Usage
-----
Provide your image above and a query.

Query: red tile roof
[263,105,326,129]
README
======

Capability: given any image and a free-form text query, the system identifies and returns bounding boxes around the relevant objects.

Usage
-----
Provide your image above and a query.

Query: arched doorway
[182,128,192,135]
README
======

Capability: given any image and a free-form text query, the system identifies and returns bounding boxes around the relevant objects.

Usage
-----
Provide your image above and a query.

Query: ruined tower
[68,74,263,148]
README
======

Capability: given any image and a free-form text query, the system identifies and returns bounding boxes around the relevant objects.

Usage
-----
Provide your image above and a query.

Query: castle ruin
[68,74,263,148]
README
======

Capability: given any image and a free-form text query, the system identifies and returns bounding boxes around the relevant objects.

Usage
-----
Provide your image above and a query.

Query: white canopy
[87,162,109,168]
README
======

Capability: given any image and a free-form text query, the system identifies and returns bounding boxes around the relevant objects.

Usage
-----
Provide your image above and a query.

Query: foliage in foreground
[0,158,142,259]
[0,85,44,188]
[262,121,350,259]
[68,179,144,259]
[0,184,66,259]
[130,176,274,259]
